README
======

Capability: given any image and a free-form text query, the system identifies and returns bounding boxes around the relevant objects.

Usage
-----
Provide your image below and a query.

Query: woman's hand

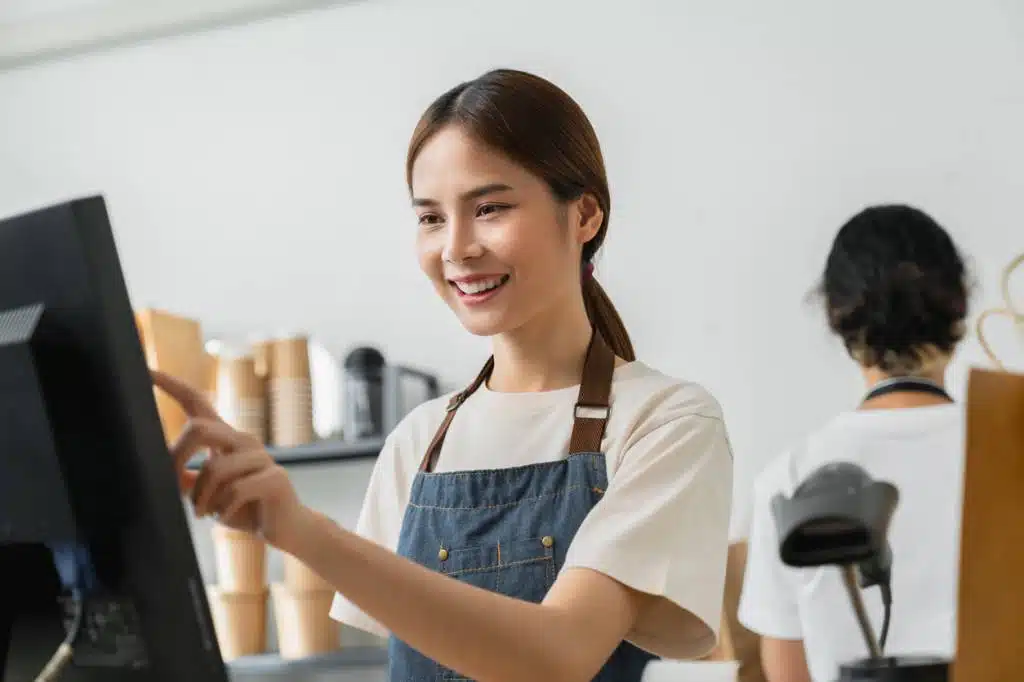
[152,369,309,550]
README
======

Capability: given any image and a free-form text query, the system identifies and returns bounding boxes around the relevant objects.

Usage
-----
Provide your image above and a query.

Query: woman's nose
[442,219,484,264]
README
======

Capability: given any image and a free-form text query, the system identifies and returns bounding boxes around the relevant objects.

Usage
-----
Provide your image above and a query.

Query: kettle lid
[345,346,387,371]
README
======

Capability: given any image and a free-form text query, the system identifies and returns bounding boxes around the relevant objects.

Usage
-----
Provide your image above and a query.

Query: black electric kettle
[342,347,441,440]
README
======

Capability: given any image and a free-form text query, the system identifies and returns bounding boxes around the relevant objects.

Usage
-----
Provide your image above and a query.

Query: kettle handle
[381,365,443,435]
[395,365,441,398]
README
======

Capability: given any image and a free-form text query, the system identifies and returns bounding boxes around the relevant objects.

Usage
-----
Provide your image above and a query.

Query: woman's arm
[737,461,811,682]
[761,637,812,682]
[290,510,649,682]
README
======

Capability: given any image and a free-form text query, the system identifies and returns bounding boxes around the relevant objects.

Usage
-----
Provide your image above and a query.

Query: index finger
[151,369,219,420]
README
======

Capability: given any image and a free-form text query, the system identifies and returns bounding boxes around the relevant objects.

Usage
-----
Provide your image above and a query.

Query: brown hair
[405,68,636,361]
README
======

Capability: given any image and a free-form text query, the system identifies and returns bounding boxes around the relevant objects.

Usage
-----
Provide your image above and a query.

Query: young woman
[737,204,970,682]
[156,68,734,682]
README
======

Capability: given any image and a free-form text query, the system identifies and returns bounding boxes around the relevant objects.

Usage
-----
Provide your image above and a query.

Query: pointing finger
[151,369,219,420]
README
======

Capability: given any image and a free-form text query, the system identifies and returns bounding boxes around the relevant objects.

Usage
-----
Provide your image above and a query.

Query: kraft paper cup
[282,552,332,592]
[216,354,268,442]
[269,377,314,447]
[207,586,268,660]
[251,337,274,379]
[211,524,267,593]
[270,583,340,660]
[270,336,311,380]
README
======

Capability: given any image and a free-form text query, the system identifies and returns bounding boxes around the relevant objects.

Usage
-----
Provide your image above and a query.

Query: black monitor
[0,197,228,681]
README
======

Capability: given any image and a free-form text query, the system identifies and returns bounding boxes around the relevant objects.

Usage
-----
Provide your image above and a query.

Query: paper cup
[271,336,311,380]
[282,552,332,592]
[269,377,314,447]
[211,524,267,592]
[207,586,268,660]
[216,355,267,442]
[251,338,274,379]
[270,583,340,659]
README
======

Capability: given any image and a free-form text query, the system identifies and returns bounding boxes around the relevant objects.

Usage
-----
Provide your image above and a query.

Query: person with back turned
[153,68,734,682]
[738,205,970,682]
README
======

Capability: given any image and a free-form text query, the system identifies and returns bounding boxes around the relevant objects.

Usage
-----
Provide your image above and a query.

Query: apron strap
[417,331,617,473]
[567,331,615,455]
[419,356,493,473]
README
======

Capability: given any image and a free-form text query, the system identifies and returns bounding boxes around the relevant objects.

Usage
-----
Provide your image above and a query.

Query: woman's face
[411,125,601,337]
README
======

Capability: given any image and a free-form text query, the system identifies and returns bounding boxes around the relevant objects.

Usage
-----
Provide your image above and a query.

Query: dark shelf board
[227,646,388,675]
[186,437,384,470]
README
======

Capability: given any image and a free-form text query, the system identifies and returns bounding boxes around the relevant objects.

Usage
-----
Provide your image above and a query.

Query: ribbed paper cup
[216,354,267,443]
[270,336,311,380]
[282,552,332,592]
[251,338,274,380]
[270,583,340,660]
[211,524,267,593]
[269,376,314,447]
[207,586,268,660]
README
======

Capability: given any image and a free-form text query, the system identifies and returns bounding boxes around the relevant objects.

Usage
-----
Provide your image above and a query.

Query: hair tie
[583,262,595,280]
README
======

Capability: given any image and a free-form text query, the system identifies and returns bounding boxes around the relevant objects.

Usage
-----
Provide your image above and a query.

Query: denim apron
[388,331,658,681]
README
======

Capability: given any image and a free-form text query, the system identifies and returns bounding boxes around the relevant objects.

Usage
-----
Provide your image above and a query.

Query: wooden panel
[954,368,1024,681]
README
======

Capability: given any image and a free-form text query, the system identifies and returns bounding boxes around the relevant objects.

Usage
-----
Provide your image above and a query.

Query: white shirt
[737,404,965,682]
[330,361,734,659]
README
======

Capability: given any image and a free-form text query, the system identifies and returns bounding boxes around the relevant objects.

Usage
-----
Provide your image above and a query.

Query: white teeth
[456,276,506,295]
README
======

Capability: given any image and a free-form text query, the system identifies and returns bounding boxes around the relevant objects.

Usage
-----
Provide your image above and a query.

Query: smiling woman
[406,69,635,368]
[162,67,734,682]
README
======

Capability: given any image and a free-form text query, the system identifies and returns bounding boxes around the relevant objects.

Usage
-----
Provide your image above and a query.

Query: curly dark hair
[818,204,970,375]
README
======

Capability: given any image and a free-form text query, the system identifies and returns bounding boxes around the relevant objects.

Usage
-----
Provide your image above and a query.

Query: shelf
[186,437,384,469]
[227,646,388,677]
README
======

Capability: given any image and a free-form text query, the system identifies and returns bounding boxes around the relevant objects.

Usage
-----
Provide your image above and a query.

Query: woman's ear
[573,193,604,246]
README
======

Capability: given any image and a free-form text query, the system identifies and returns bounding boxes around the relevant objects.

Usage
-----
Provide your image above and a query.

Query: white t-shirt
[330,361,734,659]
[737,404,965,682]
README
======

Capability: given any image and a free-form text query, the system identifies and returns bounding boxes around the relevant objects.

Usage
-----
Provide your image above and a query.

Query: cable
[34,542,95,682]
[879,582,893,653]
[33,593,83,682]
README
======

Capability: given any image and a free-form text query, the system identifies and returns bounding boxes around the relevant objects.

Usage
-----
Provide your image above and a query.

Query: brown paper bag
[954,368,1024,682]
[135,308,206,443]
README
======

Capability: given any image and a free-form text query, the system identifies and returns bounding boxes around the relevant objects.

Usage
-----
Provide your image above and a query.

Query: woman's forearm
[286,508,592,682]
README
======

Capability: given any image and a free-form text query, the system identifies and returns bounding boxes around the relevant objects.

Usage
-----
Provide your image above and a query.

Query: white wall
[1,0,1022,553]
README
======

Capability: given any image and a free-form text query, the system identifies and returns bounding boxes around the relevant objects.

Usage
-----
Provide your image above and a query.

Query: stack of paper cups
[207,586,268,661]
[271,552,339,659]
[269,336,315,447]
[216,354,266,443]
[250,337,274,443]
[283,552,332,592]
[208,524,268,659]
[202,351,219,406]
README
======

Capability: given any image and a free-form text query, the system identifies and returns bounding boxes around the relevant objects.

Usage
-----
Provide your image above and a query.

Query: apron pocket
[439,536,557,605]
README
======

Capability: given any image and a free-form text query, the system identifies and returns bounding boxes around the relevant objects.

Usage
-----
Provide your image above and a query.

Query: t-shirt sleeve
[328,434,410,637]
[736,468,803,640]
[561,409,734,659]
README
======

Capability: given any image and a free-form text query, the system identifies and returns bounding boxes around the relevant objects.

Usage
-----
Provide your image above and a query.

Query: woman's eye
[418,213,442,227]
[477,203,508,218]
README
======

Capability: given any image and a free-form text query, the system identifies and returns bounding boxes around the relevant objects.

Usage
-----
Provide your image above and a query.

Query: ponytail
[582,276,635,361]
